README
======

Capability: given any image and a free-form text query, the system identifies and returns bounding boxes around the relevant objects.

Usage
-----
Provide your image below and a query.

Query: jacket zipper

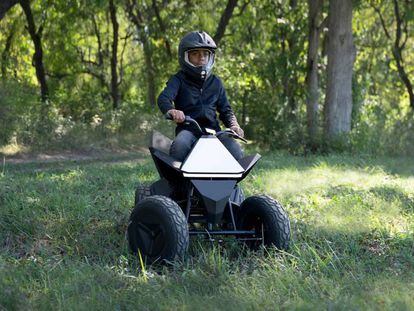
[200,88,204,116]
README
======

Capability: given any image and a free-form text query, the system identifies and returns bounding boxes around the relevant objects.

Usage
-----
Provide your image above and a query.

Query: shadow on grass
[4,150,414,178]
[3,153,148,174]
[370,185,414,214]
[290,220,414,275]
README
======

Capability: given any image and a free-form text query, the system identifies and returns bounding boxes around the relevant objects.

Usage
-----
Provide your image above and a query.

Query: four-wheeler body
[127,116,290,263]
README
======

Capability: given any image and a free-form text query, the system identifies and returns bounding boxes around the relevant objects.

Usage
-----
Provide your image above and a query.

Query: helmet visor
[184,49,214,68]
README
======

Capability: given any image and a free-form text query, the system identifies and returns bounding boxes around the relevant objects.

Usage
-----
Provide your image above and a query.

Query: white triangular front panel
[181,137,244,174]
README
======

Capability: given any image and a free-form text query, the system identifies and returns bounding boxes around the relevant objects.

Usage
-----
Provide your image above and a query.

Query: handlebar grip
[184,116,192,124]
[164,113,204,134]
[217,129,248,143]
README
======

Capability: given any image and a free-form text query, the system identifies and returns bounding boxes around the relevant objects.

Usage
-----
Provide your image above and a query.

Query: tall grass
[1,153,413,310]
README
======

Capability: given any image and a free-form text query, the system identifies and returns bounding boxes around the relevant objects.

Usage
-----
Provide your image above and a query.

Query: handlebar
[216,129,248,143]
[165,112,247,143]
[165,113,203,134]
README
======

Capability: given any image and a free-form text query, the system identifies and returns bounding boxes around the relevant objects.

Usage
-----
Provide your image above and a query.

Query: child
[157,31,244,162]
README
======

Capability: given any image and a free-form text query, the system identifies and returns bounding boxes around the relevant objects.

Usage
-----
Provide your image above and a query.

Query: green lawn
[1,152,413,310]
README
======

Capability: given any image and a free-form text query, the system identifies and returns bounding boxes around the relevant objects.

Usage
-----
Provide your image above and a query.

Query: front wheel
[238,195,290,251]
[127,195,189,263]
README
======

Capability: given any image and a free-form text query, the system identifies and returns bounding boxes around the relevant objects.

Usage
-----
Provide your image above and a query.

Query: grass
[0,152,413,310]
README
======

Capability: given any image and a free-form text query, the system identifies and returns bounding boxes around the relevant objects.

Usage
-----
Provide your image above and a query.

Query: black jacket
[157,70,238,135]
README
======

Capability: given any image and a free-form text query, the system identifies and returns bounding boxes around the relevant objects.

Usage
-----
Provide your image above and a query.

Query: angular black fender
[191,179,237,223]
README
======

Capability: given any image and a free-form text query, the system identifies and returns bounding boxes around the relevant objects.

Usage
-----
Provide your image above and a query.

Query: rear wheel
[135,184,152,206]
[127,195,189,263]
[238,195,290,251]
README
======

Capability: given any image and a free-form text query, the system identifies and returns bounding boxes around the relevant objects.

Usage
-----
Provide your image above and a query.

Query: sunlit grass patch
[258,165,397,200]
[0,142,28,156]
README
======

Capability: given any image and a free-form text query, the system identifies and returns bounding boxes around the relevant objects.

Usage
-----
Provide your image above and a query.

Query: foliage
[0,81,39,145]
[0,0,413,154]
[1,153,413,309]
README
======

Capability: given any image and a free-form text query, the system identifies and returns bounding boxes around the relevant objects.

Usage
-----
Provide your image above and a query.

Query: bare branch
[46,71,72,80]
[76,46,100,67]
[20,0,49,102]
[393,0,402,50]
[80,68,105,82]
[371,4,392,40]
[1,21,16,79]
[125,0,144,28]
[233,0,250,17]
[319,16,328,30]
[0,0,18,21]
[118,31,133,86]
[400,1,410,50]
[92,14,104,66]
[151,0,172,58]
[214,0,238,44]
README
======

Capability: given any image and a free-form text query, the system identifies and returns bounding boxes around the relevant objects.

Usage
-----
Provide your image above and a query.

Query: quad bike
[126,115,290,263]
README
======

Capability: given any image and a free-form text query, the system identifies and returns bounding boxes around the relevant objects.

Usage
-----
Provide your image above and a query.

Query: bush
[350,96,414,156]
[0,81,39,145]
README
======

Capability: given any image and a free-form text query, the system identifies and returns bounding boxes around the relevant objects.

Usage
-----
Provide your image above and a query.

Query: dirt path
[2,147,149,165]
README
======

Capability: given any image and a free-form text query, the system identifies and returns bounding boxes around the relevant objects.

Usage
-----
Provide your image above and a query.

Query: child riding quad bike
[126,115,291,263]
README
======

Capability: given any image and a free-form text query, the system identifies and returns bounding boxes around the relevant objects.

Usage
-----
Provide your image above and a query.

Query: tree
[19,0,49,103]
[213,0,238,44]
[109,0,120,109]
[78,13,106,89]
[125,0,159,107]
[305,0,325,150]
[324,0,356,140]
[74,0,131,111]
[0,0,18,20]
[372,0,414,109]
[1,20,17,80]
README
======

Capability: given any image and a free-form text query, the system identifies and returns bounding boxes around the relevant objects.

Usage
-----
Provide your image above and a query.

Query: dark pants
[170,130,243,162]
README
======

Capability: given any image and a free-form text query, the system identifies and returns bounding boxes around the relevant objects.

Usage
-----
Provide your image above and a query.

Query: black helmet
[178,31,217,81]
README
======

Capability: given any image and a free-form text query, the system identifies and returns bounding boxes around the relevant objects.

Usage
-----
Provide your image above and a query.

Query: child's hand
[167,109,185,123]
[231,126,244,138]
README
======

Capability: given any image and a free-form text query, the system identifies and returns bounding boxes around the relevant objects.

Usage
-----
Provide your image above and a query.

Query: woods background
[1,0,413,155]
[1,2,414,309]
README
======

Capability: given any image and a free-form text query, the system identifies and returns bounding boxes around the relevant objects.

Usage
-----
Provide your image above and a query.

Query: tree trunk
[305,0,323,149]
[20,0,49,103]
[0,0,18,20]
[125,0,157,107]
[109,0,120,109]
[286,25,297,119]
[1,24,16,80]
[391,0,414,109]
[151,0,172,58]
[91,15,104,69]
[276,1,298,121]
[393,48,414,109]
[324,0,356,139]
[143,38,157,107]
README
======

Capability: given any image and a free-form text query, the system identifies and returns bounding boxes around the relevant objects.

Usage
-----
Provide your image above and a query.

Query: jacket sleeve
[216,79,239,128]
[157,75,181,114]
